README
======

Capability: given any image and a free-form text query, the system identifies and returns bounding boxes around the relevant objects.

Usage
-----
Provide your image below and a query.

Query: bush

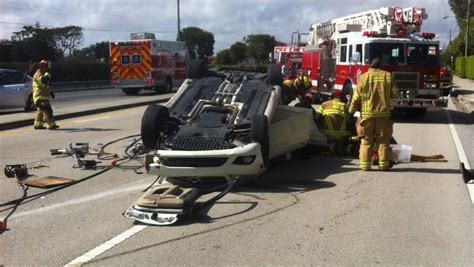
[466,56,474,80]
[455,57,466,78]
[0,62,110,82]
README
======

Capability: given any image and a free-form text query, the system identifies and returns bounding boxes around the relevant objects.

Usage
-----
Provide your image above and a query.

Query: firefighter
[33,60,59,130]
[281,73,312,107]
[317,90,358,156]
[348,58,399,171]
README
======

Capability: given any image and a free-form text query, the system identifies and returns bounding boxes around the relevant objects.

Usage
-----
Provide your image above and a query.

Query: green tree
[10,23,84,61]
[446,0,474,60]
[215,49,233,64]
[73,41,110,62]
[243,34,277,64]
[11,23,60,62]
[55,26,84,58]
[178,27,214,59]
[229,42,247,64]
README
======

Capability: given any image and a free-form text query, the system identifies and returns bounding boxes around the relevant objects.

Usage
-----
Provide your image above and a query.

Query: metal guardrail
[51,80,112,92]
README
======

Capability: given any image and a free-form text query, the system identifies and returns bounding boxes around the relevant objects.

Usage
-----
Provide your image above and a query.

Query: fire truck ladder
[308,6,428,45]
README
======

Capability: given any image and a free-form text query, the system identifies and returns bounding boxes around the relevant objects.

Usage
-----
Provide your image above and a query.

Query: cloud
[0,0,458,52]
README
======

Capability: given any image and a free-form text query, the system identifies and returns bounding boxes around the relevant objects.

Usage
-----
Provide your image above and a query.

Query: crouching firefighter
[281,74,313,107]
[316,91,358,156]
[33,60,59,130]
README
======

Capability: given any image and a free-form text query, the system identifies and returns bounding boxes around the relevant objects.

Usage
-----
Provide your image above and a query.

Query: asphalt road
[1,101,473,265]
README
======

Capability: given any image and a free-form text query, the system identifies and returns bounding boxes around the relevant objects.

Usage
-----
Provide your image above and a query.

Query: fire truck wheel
[141,105,170,150]
[267,64,283,86]
[164,78,172,93]
[157,78,173,93]
[251,115,270,167]
[123,88,140,95]
[187,59,208,79]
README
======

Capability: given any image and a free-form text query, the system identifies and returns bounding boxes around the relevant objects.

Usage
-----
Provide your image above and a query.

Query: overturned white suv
[123,62,326,225]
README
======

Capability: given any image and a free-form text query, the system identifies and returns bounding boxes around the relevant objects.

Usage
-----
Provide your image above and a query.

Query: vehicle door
[0,71,27,108]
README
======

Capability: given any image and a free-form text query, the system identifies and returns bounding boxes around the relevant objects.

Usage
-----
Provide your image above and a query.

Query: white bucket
[390,144,412,163]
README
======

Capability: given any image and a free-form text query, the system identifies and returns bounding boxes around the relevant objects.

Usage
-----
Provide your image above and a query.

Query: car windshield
[0,71,26,86]
[406,44,440,66]
[366,43,405,65]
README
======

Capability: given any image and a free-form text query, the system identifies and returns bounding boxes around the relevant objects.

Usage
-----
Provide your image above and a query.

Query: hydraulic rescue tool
[50,143,100,169]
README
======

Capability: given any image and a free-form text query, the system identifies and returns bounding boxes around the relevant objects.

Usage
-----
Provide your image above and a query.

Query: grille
[160,157,228,167]
[393,72,419,90]
[162,136,235,151]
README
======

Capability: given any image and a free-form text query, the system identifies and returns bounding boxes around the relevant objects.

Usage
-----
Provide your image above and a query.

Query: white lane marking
[444,108,474,204]
[73,116,110,123]
[65,225,148,266]
[11,181,150,220]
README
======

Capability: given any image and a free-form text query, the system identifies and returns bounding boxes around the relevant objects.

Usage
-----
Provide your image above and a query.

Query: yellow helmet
[302,75,311,89]
[296,75,311,89]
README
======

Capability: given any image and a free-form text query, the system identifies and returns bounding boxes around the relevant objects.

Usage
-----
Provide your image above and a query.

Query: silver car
[0,69,35,111]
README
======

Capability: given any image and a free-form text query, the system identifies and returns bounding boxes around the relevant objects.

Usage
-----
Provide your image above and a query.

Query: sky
[0,0,459,54]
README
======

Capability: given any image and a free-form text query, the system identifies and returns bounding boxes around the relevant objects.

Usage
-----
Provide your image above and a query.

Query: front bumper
[147,143,266,178]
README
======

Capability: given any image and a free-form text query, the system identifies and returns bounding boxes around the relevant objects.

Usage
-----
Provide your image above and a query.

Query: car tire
[267,64,283,86]
[187,59,208,79]
[251,114,270,168]
[123,88,140,95]
[164,78,172,93]
[25,94,35,112]
[141,105,170,150]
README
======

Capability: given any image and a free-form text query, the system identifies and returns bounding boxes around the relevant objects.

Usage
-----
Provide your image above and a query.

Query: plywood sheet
[21,176,74,188]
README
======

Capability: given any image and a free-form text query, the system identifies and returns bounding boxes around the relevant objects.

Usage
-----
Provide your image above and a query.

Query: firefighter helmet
[295,75,311,90]
[39,60,51,69]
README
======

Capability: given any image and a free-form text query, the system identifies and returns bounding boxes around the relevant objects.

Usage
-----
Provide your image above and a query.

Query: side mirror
[351,52,360,64]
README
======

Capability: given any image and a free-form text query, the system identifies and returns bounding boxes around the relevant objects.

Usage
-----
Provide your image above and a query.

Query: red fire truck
[301,6,445,117]
[271,32,306,79]
[109,32,187,95]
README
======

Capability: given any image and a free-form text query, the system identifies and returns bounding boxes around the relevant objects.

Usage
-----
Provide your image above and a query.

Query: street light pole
[466,0,471,57]
[177,0,181,41]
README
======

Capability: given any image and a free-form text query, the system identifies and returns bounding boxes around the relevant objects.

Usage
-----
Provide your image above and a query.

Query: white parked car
[123,62,327,225]
[0,69,35,111]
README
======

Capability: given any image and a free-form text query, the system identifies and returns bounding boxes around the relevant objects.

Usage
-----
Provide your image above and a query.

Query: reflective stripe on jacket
[32,71,51,103]
[348,68,399,118]
[318,99,350,140]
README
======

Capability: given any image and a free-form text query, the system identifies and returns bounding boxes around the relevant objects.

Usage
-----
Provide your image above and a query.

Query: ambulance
[109,33,187,95]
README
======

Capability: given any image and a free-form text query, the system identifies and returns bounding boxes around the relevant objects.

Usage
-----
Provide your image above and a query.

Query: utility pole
[177,0,181,41]
[466,0,471,57]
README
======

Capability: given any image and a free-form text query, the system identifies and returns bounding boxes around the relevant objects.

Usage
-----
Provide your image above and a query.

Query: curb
[0,98,170,131]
